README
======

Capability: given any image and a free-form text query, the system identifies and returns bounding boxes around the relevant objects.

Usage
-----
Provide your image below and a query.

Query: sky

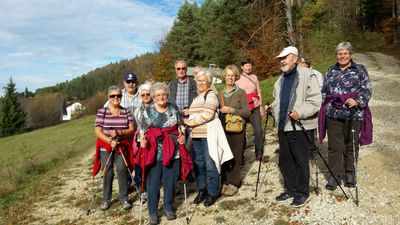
[0,0,200,96]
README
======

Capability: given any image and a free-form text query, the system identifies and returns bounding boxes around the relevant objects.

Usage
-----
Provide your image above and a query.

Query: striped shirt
[188,90,219,138]
[175,79,190,111]
[94,107,133,138]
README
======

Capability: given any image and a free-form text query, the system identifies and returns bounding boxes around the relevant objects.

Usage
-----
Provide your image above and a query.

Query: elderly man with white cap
[270,46,321,207]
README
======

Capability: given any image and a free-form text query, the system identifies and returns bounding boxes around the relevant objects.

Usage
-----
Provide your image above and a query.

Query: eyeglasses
[125,80,136,84]
[141,93,150,97]
[109,94,122,99]
[176,67,186,71]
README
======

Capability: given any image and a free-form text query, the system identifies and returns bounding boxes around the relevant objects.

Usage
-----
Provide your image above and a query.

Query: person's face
[140,90,152,105]
[193,67,201,79]
[241,63,253,75]
[124,80,138,94]
[175,62,187,79]
[336,49,352,67]
[224,69,236,87]
[279,54,298,73]
[108,90,122,106]
[196,76,210,94]
[153,89,168,107]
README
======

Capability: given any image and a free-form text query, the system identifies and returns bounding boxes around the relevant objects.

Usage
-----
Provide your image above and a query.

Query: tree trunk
[285,0,296,46]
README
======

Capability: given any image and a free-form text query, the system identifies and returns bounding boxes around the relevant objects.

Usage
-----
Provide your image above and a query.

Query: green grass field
[0,115,96,204]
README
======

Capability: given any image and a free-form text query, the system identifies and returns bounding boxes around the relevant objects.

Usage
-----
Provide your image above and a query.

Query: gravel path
[29,52,400,225]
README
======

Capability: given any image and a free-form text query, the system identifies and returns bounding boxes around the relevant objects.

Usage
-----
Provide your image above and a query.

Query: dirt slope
[28,52,400,225]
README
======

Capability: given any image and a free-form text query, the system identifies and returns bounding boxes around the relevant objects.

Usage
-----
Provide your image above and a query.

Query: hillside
[2,52,400,224]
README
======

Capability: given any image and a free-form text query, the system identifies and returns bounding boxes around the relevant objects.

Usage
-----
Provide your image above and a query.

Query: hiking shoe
[275,192,294,202]
[122,201,132,210]
[204,195,218,207]
[101,202,110,211]
[224,184,238,196]
[325,176,341,190]
[164,210,177,220]
[193,189,207,205]
[345,171,357,188]
[291,195,310,208]
[149,215,158,225]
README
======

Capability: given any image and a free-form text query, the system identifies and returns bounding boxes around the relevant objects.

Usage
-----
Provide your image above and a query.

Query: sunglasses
[141,93,150,97]
[176,67,186,71]
[125,80,136,84]
[109,94,122,99]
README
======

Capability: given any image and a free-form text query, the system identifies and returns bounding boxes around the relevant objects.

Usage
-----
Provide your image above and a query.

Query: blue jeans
[191,138,220,197]
[146,159,179,216]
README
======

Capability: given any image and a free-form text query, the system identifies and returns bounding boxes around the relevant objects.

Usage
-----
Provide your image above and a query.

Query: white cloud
[0,0,182,95]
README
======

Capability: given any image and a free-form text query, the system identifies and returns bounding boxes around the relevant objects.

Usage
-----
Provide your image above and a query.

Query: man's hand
[289,111,299,121]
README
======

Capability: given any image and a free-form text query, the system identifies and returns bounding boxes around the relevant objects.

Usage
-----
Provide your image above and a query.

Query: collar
[333,60,357,70]
[223,85,238,94]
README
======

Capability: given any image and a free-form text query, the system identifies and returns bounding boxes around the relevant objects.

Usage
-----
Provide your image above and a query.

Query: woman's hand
[345,98,358,108]
[220,106,233,114]
[260,107,266,117]
[140,138,147,148]
[109,129,118,138]
[178,135,185,145]
[110,139,118,148]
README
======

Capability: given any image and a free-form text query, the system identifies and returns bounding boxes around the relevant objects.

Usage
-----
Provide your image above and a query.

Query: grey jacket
[271,64,322,131]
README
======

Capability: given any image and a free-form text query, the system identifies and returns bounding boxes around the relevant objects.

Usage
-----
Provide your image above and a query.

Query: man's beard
[281,64,291,73]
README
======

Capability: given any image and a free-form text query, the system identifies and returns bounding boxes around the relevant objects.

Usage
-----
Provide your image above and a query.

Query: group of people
[92,41,372,223]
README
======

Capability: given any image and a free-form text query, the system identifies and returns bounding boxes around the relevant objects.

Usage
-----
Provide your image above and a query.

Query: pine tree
[0,77,26,137]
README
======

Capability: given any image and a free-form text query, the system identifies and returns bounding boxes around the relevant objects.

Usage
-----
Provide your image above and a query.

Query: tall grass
[0,115,96,204]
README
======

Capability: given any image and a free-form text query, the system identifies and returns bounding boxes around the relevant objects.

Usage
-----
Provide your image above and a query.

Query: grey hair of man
[195,70,212,84]
[335,42,353,54]
[221,65,241,82]
[149,82,169,98]
[174,59,188,68]
[108,85,122,95]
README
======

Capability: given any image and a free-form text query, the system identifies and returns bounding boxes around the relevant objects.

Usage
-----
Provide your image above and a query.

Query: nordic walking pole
[255,105,271,198]
[119,146,139,194]
[349,108,359,206]
[313,141,319,195]
[86,148,114,215]
[294,119,349,199]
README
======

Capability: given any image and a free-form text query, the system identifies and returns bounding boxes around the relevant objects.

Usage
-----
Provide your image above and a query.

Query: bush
[28,93,64,128]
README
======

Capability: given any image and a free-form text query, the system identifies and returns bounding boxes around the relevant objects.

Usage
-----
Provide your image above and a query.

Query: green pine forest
[35,0,400,101]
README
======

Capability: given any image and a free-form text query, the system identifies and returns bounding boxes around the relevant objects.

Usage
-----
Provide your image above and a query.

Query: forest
[35,0,400,100]
[1,0,399,135]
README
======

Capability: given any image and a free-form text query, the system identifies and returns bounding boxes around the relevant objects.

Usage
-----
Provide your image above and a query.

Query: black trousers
[326,117,362,178]
[278,130,310,197]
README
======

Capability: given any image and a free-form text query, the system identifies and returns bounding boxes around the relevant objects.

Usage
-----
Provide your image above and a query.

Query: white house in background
[187,64,223,84]
[63,102,83,121]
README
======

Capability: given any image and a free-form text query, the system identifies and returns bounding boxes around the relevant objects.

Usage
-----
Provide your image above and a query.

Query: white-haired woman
[138,82,184,225]
[132,83,153,188]
[319,42,372,190]
[93,85,135,211]
[184,70,232,207]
